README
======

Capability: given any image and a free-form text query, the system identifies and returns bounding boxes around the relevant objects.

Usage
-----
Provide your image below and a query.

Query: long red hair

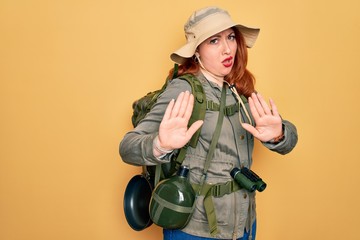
[168,27,255,98]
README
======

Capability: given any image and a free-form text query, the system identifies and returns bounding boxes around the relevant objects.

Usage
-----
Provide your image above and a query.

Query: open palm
[157,91,203,151]
[241,93,283,142]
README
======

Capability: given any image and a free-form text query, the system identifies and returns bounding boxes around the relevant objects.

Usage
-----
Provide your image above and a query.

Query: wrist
[269,132,284,143]
[268,125,285,144]
[153,135,173,155]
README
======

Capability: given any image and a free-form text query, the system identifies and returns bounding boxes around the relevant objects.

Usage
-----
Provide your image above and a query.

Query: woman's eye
[228,34,236,40]
[209,38,218,44]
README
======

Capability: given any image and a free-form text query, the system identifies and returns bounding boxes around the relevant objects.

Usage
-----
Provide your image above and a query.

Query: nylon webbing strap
[152,192,194,213]
[201,180,241,235]
[154,164,161,187]
[203,84,226,175]
[196,83,227,237]
[192,180,241,198]
[184,75,206,148]
[171,63,179,79]
[151,192,194,223]
[206,101,239,116]
[174,74,206,170]
[175,145,187,171]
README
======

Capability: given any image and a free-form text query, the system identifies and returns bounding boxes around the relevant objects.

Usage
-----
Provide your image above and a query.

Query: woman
[120,6,298,240]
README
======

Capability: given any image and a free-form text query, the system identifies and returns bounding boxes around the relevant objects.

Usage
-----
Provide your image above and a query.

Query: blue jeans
[163,221,256,240]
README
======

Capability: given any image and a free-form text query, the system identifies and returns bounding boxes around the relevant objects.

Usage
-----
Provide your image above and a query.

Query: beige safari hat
[171,6,260,64]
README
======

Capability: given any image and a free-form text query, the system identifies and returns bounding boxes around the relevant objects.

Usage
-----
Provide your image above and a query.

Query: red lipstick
[222,56,233,68]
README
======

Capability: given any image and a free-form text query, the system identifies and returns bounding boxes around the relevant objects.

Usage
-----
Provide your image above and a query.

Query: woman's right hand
[154,91,203,156]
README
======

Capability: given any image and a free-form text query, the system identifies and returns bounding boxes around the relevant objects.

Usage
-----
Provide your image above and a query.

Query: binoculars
[230,167,267,192]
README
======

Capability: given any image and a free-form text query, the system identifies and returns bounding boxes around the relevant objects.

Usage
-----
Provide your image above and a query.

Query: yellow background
[1,0,359,239]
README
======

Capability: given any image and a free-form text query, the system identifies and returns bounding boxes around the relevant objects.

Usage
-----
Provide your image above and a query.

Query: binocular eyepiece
[230,167,267,192]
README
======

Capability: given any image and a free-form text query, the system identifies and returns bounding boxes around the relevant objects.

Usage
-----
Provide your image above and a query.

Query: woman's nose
[222,41,231,54]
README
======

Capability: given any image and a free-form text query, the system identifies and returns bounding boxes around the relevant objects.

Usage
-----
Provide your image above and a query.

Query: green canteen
[149,166,195,229]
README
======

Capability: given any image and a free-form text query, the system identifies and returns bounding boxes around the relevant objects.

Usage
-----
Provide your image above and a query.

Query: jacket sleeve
[119,79,192,166]
[262,119,298,155]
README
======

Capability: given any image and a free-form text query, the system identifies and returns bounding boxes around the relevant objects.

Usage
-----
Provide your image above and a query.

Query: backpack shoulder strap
[170,74,206,173]
[178,74,206,148]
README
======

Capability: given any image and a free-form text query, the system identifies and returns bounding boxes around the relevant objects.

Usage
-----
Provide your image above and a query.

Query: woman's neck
[197,57,225,86]
[200,68,224,87]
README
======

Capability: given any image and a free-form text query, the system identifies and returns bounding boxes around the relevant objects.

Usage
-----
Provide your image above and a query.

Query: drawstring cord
[226,82,253,126]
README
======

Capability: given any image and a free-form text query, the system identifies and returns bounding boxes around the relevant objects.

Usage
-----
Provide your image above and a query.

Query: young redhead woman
[120,6,298,240]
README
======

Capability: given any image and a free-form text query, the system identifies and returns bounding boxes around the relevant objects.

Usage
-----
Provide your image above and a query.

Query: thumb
[241,123,257,137]
[186,120,204,138]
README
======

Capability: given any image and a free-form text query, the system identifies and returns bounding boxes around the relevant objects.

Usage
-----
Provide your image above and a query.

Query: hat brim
[171,24,260,64]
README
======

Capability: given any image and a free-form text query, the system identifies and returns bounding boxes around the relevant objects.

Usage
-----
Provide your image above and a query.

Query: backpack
[131,65,207,185]
[126,67,250,233]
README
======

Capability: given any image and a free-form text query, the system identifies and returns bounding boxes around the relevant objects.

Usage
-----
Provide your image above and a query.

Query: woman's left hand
[241,93,283,142]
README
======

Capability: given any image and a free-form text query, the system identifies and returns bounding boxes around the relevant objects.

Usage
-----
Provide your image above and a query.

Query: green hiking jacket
[120,72,298,239]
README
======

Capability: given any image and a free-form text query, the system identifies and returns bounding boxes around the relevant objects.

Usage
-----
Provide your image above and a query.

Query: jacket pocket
[191,193,234,226]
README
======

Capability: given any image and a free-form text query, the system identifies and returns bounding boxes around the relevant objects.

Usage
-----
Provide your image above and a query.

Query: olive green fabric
[120,72,298,239]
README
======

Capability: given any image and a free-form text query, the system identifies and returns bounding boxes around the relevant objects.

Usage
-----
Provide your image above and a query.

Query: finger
[269,98,279,116]
[241,123,259,138]
[257,93,271,115]
[186,120,204,138]
[177,91,191,118]
[183,93,194,120]
[251,93,266,117]
[248,95,260,120]
[170,92,185,118]
[162,99,175,121]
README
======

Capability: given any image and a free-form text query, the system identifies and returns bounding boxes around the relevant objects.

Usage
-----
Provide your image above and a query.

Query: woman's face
[197,28,237,77]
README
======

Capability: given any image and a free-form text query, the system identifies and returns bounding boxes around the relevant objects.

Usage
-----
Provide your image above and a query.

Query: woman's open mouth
[222,56,233,68]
